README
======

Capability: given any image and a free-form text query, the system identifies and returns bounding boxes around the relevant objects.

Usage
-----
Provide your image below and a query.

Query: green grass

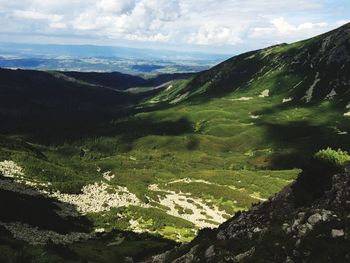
[1,80,345,241]
[88,206,196,242]
[314,148,350,168]
[2,35,350,247]
[2,74,348,242]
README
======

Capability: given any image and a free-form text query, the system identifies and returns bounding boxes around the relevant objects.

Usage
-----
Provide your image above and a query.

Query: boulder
[331,229,345,238]
[307,213,322,226]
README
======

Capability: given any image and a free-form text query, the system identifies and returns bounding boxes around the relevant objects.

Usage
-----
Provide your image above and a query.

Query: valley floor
[2,37,350,260]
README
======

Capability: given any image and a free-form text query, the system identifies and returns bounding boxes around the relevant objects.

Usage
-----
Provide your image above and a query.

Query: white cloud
[72,11,114,31]
[13,10,62,22]
[126,33,171,42]
[12,9,67,31]
[71,0,180,41]
[187,25,242,45]
[96,0,134,14]
[49,22,67,29]
[336,19,350,26]
[271,17,297,35]
[270,17,328,35]
[0,0,348,52]
[250,17,329,43]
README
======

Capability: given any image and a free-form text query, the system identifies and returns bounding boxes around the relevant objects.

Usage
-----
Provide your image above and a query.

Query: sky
[0,0,349,54]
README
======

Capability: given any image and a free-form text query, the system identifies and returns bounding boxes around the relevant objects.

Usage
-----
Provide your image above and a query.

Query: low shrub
[313,148,350,170]
[293,148,350,206]
[51,181,87,194]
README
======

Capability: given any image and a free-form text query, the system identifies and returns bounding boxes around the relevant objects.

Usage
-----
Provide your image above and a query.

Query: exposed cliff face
[143,163,350,263]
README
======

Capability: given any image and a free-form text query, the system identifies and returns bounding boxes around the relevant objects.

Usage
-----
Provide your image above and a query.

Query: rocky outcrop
[142,164,350,263]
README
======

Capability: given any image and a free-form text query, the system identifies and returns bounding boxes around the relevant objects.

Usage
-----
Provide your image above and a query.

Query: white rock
[303,72,320,103]
[232,97,253,101]
[325,89,337,99]
[331,229,344,238]
[148,183,228,229]
[307,213,322,226]
[103,171,115,181]
[321,210,332,221]
[282,98,293,103]
[297,223,313,237]
[253,227,262,233]
[170,92,190,104]
[51,182,147,214]
[338,131,348,135]
[205,245,215,258]
[0,160,24,178]
[285,256,295,263]
[259,89,270,98]
[282,223,289,231]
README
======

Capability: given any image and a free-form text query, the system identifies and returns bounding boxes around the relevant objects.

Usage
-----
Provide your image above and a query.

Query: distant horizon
[0,41,227,74]
[0,41,233,57]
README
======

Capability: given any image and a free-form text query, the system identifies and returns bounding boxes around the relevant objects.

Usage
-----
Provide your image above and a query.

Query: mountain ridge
[152,22,350,105]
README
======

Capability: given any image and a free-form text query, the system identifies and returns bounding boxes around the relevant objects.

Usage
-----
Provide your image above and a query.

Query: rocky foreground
[143,162,350,263]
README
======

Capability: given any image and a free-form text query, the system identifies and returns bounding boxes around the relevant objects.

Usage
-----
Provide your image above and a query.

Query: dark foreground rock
[141,164,350,263]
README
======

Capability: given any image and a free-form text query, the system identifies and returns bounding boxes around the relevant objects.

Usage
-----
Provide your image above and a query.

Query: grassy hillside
[153,22,350,103]
[0,23,350,262]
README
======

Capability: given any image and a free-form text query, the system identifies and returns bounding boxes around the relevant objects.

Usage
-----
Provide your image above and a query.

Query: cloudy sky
[0,0,349,54]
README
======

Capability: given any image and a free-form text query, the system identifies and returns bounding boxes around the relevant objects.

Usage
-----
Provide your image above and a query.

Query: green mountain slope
[0,23,350,262]
[0,68,185,142]
[150,22,350,104]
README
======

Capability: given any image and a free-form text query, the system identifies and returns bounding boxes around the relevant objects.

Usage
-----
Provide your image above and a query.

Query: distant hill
[0,42,230,61]
[0,68,190,142]
[0,42,229,74]
[61,71,193,90]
